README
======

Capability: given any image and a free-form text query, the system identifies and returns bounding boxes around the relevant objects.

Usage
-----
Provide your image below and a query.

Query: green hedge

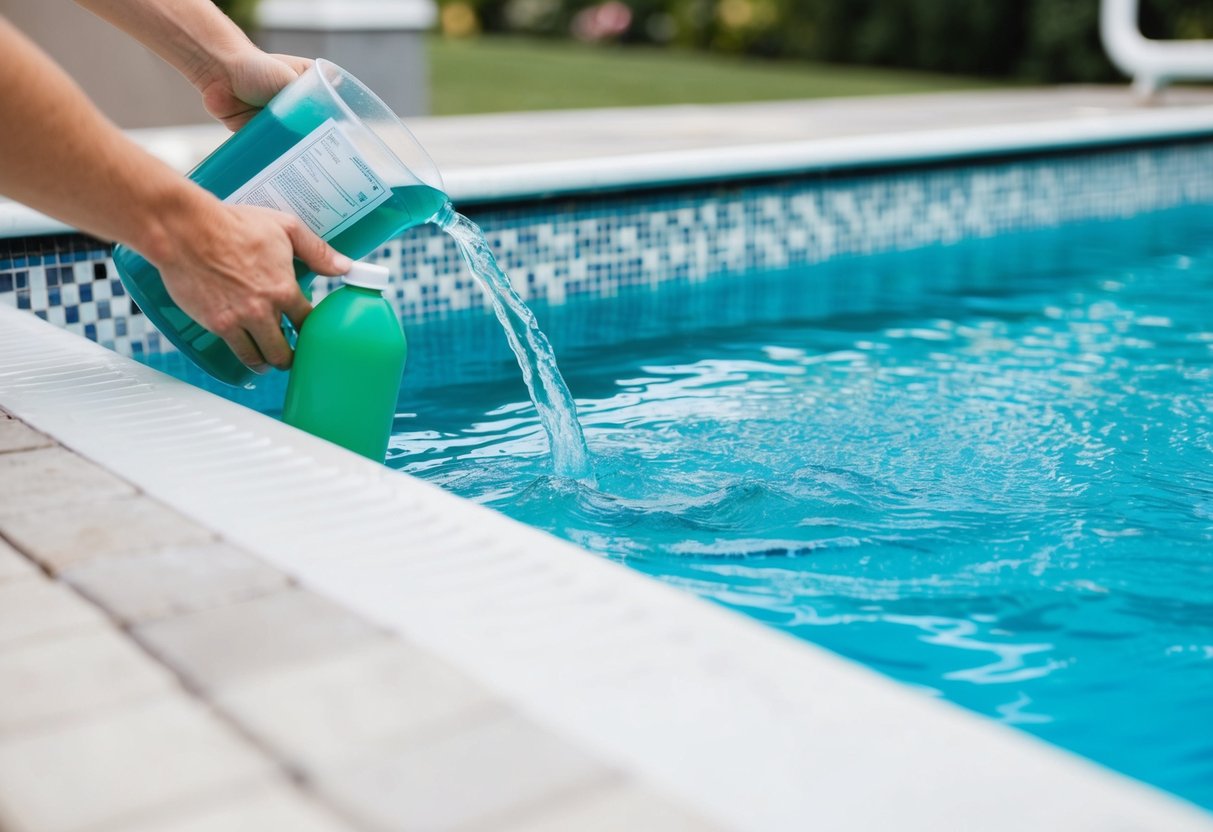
[438,0,1213,82]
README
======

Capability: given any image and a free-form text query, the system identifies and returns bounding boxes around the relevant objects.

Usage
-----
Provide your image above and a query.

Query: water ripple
[394,211,1213,808]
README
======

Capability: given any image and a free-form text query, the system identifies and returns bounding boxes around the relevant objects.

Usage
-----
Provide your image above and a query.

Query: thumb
[283,219,353,276]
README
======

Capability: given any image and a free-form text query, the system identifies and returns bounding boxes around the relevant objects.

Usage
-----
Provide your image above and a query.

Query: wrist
[185,31,257,92]
[131,180,223,269]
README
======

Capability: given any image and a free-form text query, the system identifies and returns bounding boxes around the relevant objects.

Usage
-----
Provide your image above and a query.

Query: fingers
[244,313,295,371]
[272,54,314,75]
[216,289,307,373]
[222,328,269,375]
[282,218,352,276]
[281,288,313,333]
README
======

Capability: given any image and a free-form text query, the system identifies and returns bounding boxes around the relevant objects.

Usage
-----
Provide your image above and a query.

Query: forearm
[73,0,252,90]
[0,18,216,263]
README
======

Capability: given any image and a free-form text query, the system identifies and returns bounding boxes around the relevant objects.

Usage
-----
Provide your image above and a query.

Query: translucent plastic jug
[113,59,446,388]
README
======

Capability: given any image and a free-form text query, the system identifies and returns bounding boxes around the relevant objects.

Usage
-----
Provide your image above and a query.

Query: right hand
[198,48,313,132]
[148,200,352,373]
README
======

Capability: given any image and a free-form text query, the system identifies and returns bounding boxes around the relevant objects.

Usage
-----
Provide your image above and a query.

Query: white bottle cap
[341,262,391,291]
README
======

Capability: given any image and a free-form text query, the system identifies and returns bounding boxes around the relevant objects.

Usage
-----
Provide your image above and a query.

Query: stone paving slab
[214,639,498,772]
[0,538,37,583]
[0,415,53,454]
[0,696,274,832]
[0,495,215,574]
[487,780,721,832]
[0,627,176,734]
[0,447,135,513]
[0,408,725,831]
[0,578,108,648]
[120,782,358,832]
[316,708,614,832]
[134,588,388,692]
[63,541,289,625]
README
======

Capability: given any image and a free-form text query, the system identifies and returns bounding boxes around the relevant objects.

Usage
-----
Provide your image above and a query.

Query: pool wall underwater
[3,127,1213,831]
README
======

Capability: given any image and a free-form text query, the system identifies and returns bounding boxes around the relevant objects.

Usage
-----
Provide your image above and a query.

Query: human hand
[199,48,312,131]
[148,199,352,373]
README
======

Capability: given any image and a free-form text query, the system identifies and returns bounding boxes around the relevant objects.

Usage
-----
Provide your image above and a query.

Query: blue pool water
[392,207,1213,808]
[153,204,1213,807]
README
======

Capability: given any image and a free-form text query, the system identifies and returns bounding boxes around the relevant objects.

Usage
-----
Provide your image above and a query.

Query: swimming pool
[387,205,1213,810]
[147,200,1213,809]
[9,102,1212,821]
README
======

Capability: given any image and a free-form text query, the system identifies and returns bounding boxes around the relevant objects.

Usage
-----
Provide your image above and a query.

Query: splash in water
[434,203,593,480]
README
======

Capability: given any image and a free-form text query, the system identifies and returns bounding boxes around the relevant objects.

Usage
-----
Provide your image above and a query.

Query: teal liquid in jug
[114,96,447,387]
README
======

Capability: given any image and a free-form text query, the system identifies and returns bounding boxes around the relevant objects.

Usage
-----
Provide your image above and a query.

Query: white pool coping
[3,309,1211,830]
[4,87,1213,236]
[435,100,1213,202]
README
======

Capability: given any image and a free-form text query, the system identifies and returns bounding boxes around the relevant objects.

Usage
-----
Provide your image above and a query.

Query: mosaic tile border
[1,140,1212,361]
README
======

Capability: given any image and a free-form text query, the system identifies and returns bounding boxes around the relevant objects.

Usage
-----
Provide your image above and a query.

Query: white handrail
[1101,0,1213,97]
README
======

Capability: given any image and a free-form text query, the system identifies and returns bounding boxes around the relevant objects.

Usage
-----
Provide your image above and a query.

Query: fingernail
[252,363,270,375]
[333,254,353,273]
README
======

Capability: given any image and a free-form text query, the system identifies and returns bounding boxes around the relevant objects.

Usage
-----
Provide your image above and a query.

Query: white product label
[225,119,391,241]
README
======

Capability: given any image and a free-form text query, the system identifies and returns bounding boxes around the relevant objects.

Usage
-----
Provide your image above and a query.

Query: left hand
[199,49,312,131]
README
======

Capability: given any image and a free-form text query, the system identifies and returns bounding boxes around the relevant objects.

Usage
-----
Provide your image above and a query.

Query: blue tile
[1,140,1212,363]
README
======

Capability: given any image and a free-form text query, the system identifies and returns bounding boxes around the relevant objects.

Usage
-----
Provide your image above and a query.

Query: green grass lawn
[430,36,1001,115]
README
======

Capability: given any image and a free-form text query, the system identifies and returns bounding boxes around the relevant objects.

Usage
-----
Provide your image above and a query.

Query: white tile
[318,710,609,832]
[216,639,495,771]
[64,542,288,624]
[0,696,273,832]
[134,589,385,691]
[0,496,214,574]
[0,578,106,648]
[121,781,356,832]
[0,447,134,513]
[0,627,176,733]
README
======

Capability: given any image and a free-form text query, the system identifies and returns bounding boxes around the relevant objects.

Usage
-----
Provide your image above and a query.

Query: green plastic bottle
[282,262,406,461]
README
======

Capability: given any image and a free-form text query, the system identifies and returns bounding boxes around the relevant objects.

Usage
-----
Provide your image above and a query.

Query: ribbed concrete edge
[1,305,1209,832]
